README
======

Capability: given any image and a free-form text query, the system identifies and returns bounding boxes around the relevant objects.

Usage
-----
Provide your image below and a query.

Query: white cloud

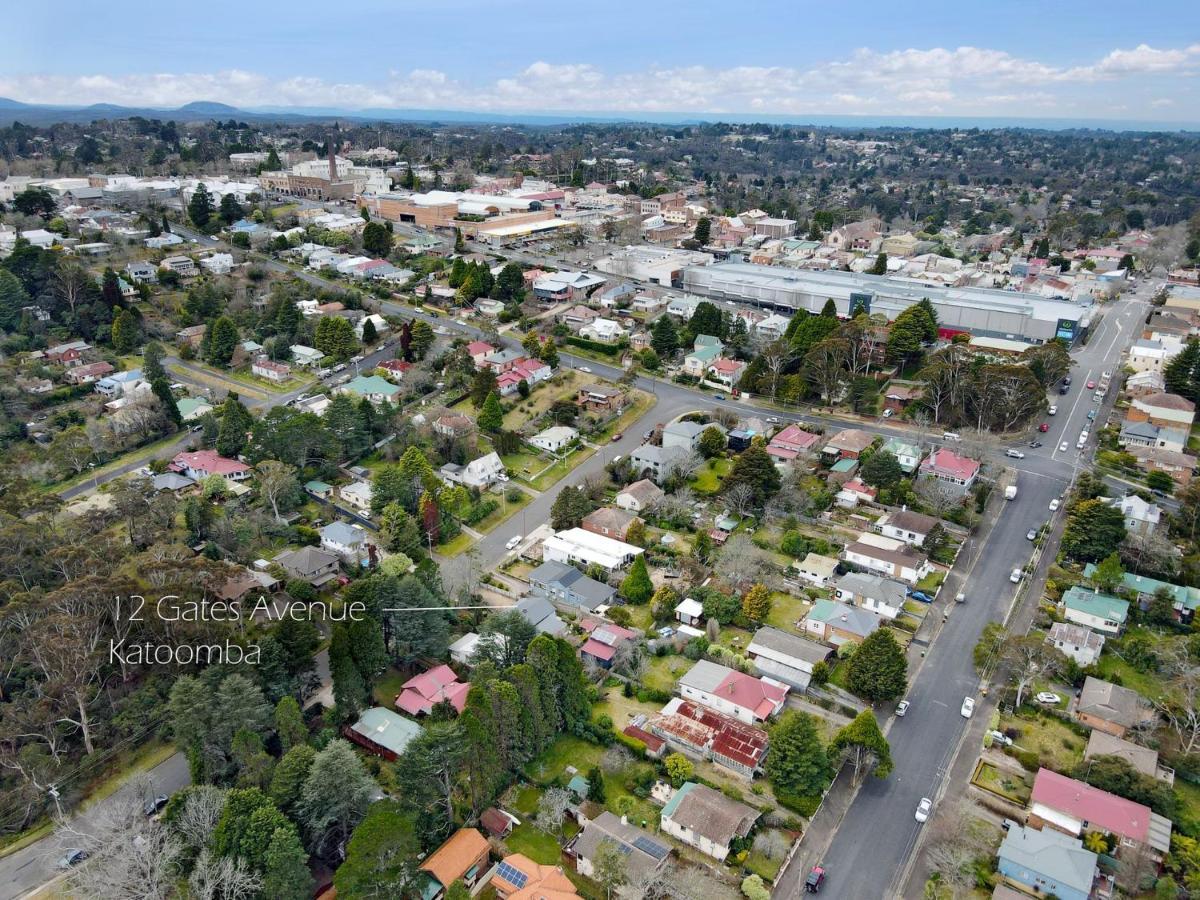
[0,41,1197,119]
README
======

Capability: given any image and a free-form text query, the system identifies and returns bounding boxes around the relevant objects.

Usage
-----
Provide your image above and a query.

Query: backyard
[690,458,732,494]
[997,710,1087,772]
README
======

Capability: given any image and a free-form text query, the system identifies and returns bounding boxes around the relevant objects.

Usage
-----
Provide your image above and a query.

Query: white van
[942,431,961,442]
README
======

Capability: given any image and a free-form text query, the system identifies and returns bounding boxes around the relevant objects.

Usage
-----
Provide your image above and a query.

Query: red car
[1038,423,1050,432]
[1086,380,1096,389]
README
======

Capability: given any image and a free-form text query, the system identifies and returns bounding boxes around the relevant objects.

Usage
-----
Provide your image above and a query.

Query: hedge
[566,336,623,357]
[614,731,648,757]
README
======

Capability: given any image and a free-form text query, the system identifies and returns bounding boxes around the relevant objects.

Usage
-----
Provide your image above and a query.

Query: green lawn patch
[526,446,596,492]
[999,711,1087,772]
[971,760,1032,805]
[903,600,929,616]
[505,823,562,865]
[766,591,812,631]
[472,490,533,534]
[827,661,851,691]
[1094,653,1163,701]
[437,531,476,558]
[643,654,691,694]
[371,666,408,707]
[746,847,786,883]
[690,458,732,494]
[513,785,541,817]
[525,735,606,785]
[915,570,945,594]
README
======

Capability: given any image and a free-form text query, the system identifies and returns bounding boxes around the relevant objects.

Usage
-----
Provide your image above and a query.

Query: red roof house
[919,448,981,488]
[466,341,496,367]
[395,664,470,716]
[579,619,638,669]
[767,424,820,462]
[648,699,768,776]
[378,359,413,378]
[171,450,252,481]
[1029,768,1171,857]
[678,659,788,723]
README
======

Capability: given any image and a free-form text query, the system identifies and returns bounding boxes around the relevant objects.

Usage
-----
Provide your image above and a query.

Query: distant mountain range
[0,96,1196,132]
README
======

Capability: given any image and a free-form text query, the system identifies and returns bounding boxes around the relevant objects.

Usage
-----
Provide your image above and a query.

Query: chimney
[328,134,337,184]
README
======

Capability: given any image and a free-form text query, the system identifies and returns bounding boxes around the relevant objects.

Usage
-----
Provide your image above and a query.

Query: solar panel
[633,836,670,860]
[496,861,528,889]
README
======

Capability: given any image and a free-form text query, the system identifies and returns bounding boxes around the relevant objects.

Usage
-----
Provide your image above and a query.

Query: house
[1061,586,1129,635]
[514,595,566,636]
[880,438,922,473]
[396,664,470,716]
[274,547,341,587]
[1085,731,1173,784]
[746,627,833,691]
[44,339,92,367]
[876,509,939,546]
[674,597,704,626]
[484,348,525,373]
[649,698,769,777]
[176,397,213,422]
[171,450,252,481]
[1127,340,1175,374]
[1124,445,1197,487]
[579,619,639,669]
[449,633,481,666]
[755,313,791,340]
[1086,565,1200,623]
[629,442,687,484]
[662,420,709,451]
[764,425,819,464]
[340,374,402,405]
[804,598,882,646]
[726,429,753,452]
[145,233,184,249]
[377,359,412,380]
[1119,419,1188,453]
[576,383,628,413]
[319,521,367,561]
[490,853,580,900]
[339,481,373,512]
[1047,622,1106,667]
[882,382,924,415]
[706,357,747,388]
[568,812,671,884]
[834,571,909,620]
[1028,768,1172,863]
[151,472,196,495]
[95,369,145,399]
[920,448,981,489]
[543,527,643,573]
[251,359,291,383]
[527,560,616,611]
[823,428,876,460]
[466,341,496,367]
[1127,392,1196,429]
[433,413,474,437]
[304,480,333,500]
[345,707,422,761]
[355,313,389,339]
[1106,493,1162,536]
[200,253,234,276]
[160,255,197,277]
[581,507,640,542]
[579,318,626,343]
[1075,676,1153,738]
[677,659,788,724]
[125,261,158,284]
[793,552,839,587]
[842,533,930,584]
[532,270,605,303]
[996,824,1099,900]
[64,361,114,385]
[529,425,578,453]
[1125,370,1166,396]
[683,336,725,378]
[291,344,324,367]
[419,828,491,900]
[615,478,665,513]
[440,451,506,489]
[660,782,760,862]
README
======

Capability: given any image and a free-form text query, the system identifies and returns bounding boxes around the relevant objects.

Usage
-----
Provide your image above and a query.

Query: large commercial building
[682,262,1094,344]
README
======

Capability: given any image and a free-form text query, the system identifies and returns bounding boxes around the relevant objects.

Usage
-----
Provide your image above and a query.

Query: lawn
[1094,653,1164,702]
[525,446,596,492]
[767,591,812,631]
[714,625,754,653]
[472,490,533,534]
[524,734,606,785]
[592,691,662,730]
[513,785,541,817]
[915,570,946,594]
[690,457,732,494]
[746,842,788,883]
[971,760,1032,805]
[827,660,852,691]
[371,666,409,706]
[505,822,563,865]
[643,654,692,694]
[498,448,543,479]
[999,711,1087,772]
[504,371,583,430]
[437,531,476,558]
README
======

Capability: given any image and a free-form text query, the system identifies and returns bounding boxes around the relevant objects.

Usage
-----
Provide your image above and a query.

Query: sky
[2,0,1198,123]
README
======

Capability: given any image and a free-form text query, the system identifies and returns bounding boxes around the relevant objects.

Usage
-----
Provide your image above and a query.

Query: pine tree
[270,744,316,817]
[765,710,831,797]
[101,268,123,308]
[329,625,367,721]
[869,252,888,275]
[471,367,499,407]
[723,438,781,505]
[540,339,559,368]
[620,555,653,605]
[219,193,244,225]
[262,826,312,900]
[273,696,307,752]
[410,319,435,359]
[188,183,214,229]
[361,317,377,345]
[0,269,30,331]
[143,341,166,381]
[216,398,252,457]
[110,308,138,353]
[741,583,772,622]
[847,629,908,702]
[651,314,679,357]
[477,391,504,432]
[831,709,893,780]
[208,316,239,365]
[299,739,375,857]
[265,148,282,170]
[151,377,182,426]
[693,216,711,244]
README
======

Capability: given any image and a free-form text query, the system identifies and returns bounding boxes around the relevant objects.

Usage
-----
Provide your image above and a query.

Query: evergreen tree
[471,366,499,407]
[362,221,394,257]
[329,625,367,721]
[208,315,239,365]
[539,339,559,368]
[262,826,312,900]
[218,193,244,225]
[847,630,908,702]
[151,376,182,426]
[550,485,593,530]
[100,268,123,308]
[0,269,30,331]
[620,556,653,605]
[188,183,214,229]
[651,314,679,357]
[273,696,307,752]
[741,583,772,622]
[110,308,138,353]
[1165,340,1200,404]
[299,739,375,857]
[269,744,316,817]
[693,216,711,244]
[723,438,781,505]
[380,502,423,555]
[860,450,903,488]
[334,801,422,898]
[142,340,166,381]
[831,710,893,780]
[688,301,723,338]
[410,319,435,359]
[820,298,838,318]
[1061,499,1127,563]
[478,391,504,432]
[869,252,888,275]
[765,710,831,797]
[265,148,282,170]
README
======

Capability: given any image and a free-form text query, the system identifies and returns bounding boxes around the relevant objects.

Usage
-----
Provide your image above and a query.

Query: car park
[896,700,910,716]
[1010,568,1023,583]
[1026,528,1038,541]
[915,797,933,823]
[960,697,975,718]
[1035,692,1062,705]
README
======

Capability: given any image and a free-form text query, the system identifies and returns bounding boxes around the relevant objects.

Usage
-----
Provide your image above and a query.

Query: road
[792,284,1154,900]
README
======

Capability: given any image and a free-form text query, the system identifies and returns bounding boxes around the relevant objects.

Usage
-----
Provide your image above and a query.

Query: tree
[535,787,571,836]
[470,367,499,407]
[651,314,679,357]
[788,313,839,356]
[329,625,368,720]
[664,752,694,788]
[804,336,849,403]
[723,438,781,506]
[593,838,630,900]
[847,629,908,702]
[333,800,422,898]
[216,397,252,458]
[0,268,31,330]
[1001,633,1060,709]
[208,316,239,365]
[886,305,929,368]
[110,308,138,353]
[262,826,312,900]
[150,377,182,427]
[410,320,435,359]
[1090,551,1126,594]
[273,696,306,752]
[765,710,830,798]
[473,610,538,669]
[299,739,375,856]
[869,252,888,275]
[693,217,711,245]
[13,186,56,217]
[218,193,244,226]
[380,503,422,555]
[189,184,214,229]
[688,301,723,339]
[314,316,357,360]
[101,268,123,308]
[621,556,653,605]
[1062,499,1127,563]
[478,391,504,432]
[698,426,727,459]
[831,710,893,782]
[741,583,771,622]
[256,460,298,521]
[551,485,593,530]
[362,221,393,257]
[1147,471,1176,495]
[269,744,316,818]
[860,450,903,488]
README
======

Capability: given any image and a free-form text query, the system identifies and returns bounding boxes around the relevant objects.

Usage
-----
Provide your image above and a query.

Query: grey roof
[1047,622,1104,651]
[1121,420,1162,440]
[661,782,760,849]
[515,595,566,635]
[663,421,706,439]
[678,658,736,693]
[275,546,339,577]
[998,826,1097,896]
[747,627,831,665]
[151,472,195,492]
[1084,731,1160,778]
[320,521,365,547]
[571,812,668,883]
[835,572,909,608]
[1078,676,1148,728]
[880,509,939,535]
[630,443,686,465]
[527,560,615,610]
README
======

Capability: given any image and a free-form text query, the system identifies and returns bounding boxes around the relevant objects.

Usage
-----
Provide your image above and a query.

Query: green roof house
[341,373,402,404]
[1083,564,1200,623]
[1061,586,1129,635]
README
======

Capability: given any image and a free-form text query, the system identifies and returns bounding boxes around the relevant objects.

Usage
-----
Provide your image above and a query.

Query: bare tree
[759,339,794,399]
[535,787,571,836]
[667,865,741,900]
[611,639,649,681]
[724,482,756,519]
[715,533,769,591]
[804,337,849,404]
[189,849,263,900]
[53,261,92,318]
[1156,663,1200,754]
[255,460,297,522]
[915,479,962,519]
[664,450,704,482]
[171,784,226,856]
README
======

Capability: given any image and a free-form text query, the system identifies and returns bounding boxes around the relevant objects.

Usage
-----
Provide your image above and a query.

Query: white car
[1035,692,1062,705]
[1026,528,1038,541]
[896,700,910,717]
[960,697,975,718]
[1005,449,1025,459]
[1059,441,1070,452]
[1010,568,1023,583]
[915,797,932,823]
[505,535,522,551]
[988,730,1014,747]
[578,366,592,373]
[1048,405,1058,415]
[1049,498,1061,512]
[882,408,894,418]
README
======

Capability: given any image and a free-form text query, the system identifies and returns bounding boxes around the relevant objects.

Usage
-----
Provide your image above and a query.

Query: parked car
[58,849,88,869]
[1086,379,1096,389]
[1059,384,1070,395]
[960,697,975,718]
[955,591,966,604]
[896,700,910,717]
[882,408,894,418]
[505,535,522,551]
[1049,498,1061,511]
[578,366,592,373]
[1038,423,1049,432]
[804,867,826,894]
[1059,441,1070,452]
[1048,405,1058,415]
[988,730,1014,747]
[1035,692,1062,705]
[766,416,781,424]
[1087,410,1097,420]
[1006,449,1026,459]
[143,794,168,817]
[915,797,933,822]
[910,591,934,603]
[1026,528,1038,541]
[611,432,623,442]
[1028,441,1043,448]
[1010,568,1023,583]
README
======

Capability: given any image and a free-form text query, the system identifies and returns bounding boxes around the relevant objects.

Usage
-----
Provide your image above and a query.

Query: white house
[200,253,234,275]
[355,313,389,339]
[541,528,643,573]
[529,425,579,454]
[674,597,704,627]
[579,318,627,344]
[252,359,291,383]
[319,521,367,560]
[160,255,197,277]
[1048,622,1105,667]
[876,509,939,547]
[440,452,506,489]
[833,571,908,620]
[339,481,373,513]
[661,420,709,451]
[676,659,788,724]
[842,533,930,584]
[1107,493,1162,536]
[615,478,665,513]
[793,553,839,587]
[291,345,324,367]
[449,633,482,666]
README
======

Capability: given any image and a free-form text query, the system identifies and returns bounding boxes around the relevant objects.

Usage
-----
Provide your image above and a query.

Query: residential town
[3,16,1200,900]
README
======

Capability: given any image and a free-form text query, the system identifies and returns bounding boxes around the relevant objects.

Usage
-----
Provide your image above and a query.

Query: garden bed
[971,759,1032,805]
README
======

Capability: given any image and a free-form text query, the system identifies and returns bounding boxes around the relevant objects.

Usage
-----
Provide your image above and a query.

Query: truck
[1004,484,1018,500]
